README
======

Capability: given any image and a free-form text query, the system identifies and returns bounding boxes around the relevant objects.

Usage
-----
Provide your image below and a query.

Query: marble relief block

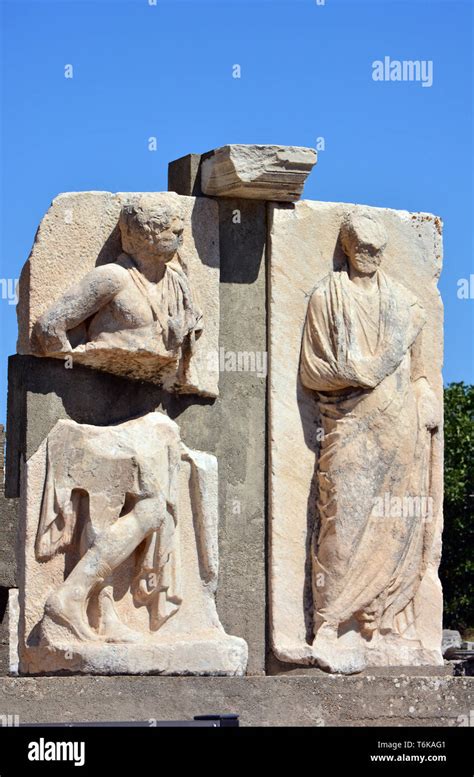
[269,201,444,674]
[18,412,248,675]
[17,192,219,397]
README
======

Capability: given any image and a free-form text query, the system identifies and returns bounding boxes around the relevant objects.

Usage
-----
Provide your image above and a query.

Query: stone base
[0,675,472,726]
[20,634,248,676]
[274,640,443,675]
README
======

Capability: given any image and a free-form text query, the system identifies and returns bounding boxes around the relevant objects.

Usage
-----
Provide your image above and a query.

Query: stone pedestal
[0,674,471,727]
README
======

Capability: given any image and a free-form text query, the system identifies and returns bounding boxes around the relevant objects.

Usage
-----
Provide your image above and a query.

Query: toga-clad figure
[300,211,441,673]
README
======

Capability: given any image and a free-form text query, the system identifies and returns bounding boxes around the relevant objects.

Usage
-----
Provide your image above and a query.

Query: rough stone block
[168,153,208,197]
[0,674,471,727]
[201,145,317,201]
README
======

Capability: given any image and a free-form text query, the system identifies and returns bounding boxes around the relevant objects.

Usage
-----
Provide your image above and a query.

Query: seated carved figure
[32,193,203,387]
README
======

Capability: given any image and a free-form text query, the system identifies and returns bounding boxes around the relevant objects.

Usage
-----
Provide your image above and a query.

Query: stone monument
[1,143,469,727]
[13,187,246,675]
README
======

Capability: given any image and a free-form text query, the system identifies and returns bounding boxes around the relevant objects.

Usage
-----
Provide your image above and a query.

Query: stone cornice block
[201,144,317,201]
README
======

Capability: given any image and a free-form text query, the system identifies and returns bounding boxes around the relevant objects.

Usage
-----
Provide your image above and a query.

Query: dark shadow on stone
[333,235,349,273]
[5,355,214,498]
[296,376,320,645]
[95,223,123,267]
[190,198,219,270]
[63,490,90,580]
[217,199,266,284]
[0,588,8,624]
[26,621,42,649]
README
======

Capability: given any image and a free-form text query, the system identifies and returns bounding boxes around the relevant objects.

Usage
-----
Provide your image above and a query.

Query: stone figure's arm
[410,326,441,430]
[32,265,127,353]
[300,288,358,392]
[300,286,380,393]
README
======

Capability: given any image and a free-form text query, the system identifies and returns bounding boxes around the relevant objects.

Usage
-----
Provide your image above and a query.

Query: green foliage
[440,382,474,632]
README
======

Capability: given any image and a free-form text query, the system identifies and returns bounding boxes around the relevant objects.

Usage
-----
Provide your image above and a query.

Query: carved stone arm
[32,264,127,354]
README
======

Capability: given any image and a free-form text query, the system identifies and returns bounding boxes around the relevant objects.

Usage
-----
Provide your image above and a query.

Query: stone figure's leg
[62,493,135,641]
[150,511,182,631]
[44,492,167,641]
[97,590,144,643]
[132,510,182,632]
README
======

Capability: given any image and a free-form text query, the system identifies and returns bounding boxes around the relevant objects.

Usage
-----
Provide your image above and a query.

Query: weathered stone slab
[6,337,267,676]
[0,674,471,727]
[269,200,444,673]
[201,145,316,201]
[8,589,19,675]
[17,192,219,397]
[212,199,267,676]
[7,196,268,676]
[0,426,18,587]
[18,413,247,675]
[0,588,8,675]
[168,153,209,197]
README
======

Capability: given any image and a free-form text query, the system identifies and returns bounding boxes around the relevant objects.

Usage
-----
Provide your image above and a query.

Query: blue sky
[0,0,472,424]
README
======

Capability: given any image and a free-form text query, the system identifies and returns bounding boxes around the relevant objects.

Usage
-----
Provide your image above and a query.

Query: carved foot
[312,622,367,674]
[43,590,100,642]
[102,621,144,644]
[98,589,145,643]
